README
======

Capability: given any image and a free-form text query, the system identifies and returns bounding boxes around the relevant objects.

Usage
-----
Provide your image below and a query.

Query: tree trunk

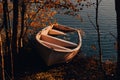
[96,0,102,67]
[0,33,5,80]
[12,0,18,54]
[115,0,120,79]
[96,0,107,79]
[18,1,25,52]
[2,0,12,79]
[11,0,19,79]
[3,0,10,54]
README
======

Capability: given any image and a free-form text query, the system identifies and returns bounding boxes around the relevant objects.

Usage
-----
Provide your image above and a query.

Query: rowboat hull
[36,24,82,66]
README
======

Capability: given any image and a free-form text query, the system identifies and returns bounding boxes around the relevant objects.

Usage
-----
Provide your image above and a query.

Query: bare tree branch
[87,14,97,30]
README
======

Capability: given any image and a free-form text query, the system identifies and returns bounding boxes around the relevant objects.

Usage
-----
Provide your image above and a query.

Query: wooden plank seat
[40,40,72,51]
[48,29,66,35]
[41,34,77,48]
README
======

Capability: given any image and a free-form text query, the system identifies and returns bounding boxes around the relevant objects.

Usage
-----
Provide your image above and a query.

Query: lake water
[55,0,117,61]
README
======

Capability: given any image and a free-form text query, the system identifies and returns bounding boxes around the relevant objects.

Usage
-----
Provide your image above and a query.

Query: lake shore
[13,43,116,80]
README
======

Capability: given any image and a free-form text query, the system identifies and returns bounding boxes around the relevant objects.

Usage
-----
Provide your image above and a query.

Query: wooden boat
[36,23,82,66]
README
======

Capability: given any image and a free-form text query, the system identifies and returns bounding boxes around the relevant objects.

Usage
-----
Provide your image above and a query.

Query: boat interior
[37,24,80,50]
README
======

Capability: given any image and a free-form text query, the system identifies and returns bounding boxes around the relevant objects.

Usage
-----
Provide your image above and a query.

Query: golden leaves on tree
[24,0,91,28]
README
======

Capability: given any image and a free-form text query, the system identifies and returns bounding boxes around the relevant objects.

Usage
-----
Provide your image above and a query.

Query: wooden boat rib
[36,24,82,66]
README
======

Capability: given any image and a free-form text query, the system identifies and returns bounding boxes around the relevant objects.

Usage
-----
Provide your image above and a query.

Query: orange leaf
[91,45,96,50]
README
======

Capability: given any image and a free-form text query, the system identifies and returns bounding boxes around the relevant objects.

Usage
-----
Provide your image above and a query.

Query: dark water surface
[55,0,117,61]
